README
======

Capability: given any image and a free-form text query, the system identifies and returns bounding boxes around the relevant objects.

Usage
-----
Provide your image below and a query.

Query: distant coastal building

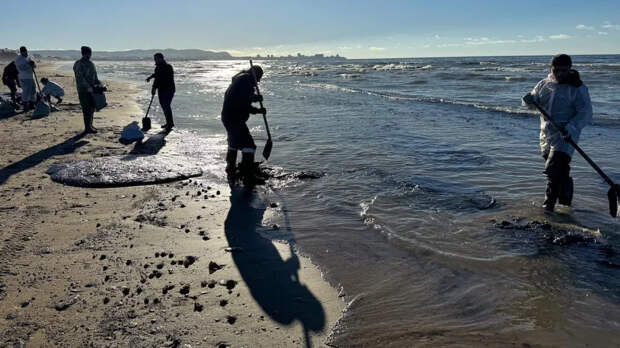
[23,48,346,61]
[253,52,346,61]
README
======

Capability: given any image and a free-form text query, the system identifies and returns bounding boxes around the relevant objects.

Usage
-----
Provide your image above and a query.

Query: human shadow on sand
[224,188,326,348]
[0,133,88,185]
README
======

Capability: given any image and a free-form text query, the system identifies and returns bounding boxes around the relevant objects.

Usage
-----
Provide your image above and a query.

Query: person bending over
[221,65,267,186]
[40,77,64,104]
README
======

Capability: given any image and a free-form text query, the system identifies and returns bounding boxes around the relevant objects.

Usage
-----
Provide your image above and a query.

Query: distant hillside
[32,49,233,61]
[0,49,17,61]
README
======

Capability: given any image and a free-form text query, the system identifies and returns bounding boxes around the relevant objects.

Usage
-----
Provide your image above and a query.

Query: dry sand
[0,61,344,347]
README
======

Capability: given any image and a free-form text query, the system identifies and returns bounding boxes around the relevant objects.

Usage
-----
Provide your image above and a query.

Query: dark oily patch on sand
[493,217,601,246]
[46,155,202,187]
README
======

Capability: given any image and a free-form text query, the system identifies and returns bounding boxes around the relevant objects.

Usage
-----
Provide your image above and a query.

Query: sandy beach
[0,61,344,347]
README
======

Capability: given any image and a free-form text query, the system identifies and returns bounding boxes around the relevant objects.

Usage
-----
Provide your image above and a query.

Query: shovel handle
[144,93,155,118]
[249,60,271,139]
[532,101,617,188]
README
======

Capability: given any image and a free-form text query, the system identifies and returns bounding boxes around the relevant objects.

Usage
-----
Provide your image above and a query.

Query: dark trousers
[78,90,95,130]
[158,90,174,126]
[543,150,573,206]
[221,117,256,151]
[5,80,18,101]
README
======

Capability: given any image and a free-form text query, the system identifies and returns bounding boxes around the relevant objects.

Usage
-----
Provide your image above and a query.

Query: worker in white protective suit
[14,46,36,111]
[40,77,64,104]
[523,54,593,212]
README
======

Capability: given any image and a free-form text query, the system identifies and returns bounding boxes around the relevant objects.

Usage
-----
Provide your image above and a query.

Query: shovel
[532,100,620,217]
[141,93,154,132]
[249,60,272,160]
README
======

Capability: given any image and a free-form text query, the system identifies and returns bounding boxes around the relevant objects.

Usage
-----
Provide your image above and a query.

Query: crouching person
[40,78,64,104]
[221,65,267,186]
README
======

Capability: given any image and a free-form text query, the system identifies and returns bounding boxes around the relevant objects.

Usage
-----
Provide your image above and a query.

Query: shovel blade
[608,186,619,218]
[142,116,151,132]
[262,139,273,160]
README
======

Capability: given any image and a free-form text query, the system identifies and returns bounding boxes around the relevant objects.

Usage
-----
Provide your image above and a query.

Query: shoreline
[0,61,344,347]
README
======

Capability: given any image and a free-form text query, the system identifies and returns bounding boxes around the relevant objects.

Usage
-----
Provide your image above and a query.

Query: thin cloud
[549,34,571,40]
[436,43,463,48]
[598,31,609,36]
[434,34,441,40]
[369,47,385,51]
[602,21,620,30]
[576,24,595,31]
[520,35,545,43]
[464,37,516,45]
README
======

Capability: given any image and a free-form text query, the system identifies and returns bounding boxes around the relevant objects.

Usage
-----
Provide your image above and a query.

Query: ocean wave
[504,76,528,81]
[302,82,537,116]
[371,63,433,71]
[339,73,362,79]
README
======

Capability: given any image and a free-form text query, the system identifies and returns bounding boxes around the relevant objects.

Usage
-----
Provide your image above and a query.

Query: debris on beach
[46,155,202,187]
[54,294,80,311]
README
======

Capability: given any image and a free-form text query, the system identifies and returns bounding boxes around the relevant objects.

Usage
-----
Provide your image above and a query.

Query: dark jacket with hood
[151,62,175,93]
[221,72,260,123]
[2,62,19,85]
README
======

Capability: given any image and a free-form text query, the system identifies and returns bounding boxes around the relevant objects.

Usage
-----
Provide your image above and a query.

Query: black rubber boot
[558,176,573,206]
[252,161,270,180]
[240,152,265,187]
[225,149,238,183]
[543,182,557,212]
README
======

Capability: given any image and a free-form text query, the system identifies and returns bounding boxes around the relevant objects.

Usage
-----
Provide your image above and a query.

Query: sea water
[90,55,620,346]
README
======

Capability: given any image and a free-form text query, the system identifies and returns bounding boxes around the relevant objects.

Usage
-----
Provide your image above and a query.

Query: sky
[1,0,619,58]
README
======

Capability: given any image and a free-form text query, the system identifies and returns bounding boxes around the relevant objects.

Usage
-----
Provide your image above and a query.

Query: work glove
[251,94,263,103]
[562,124,577,141]
[522,93,535,105]
[29,60,36,68]
[250,107,267,115]
[146,77,151,82]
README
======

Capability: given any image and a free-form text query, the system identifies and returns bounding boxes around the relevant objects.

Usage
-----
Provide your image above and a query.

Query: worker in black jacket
[221,65,266,186]
[2,61,21,103]
[146,53,175,131]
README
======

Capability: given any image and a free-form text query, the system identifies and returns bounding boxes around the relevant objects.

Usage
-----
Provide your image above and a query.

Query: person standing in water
[146,53,175,132]
[221,65,267,186]
[523,54,593,212]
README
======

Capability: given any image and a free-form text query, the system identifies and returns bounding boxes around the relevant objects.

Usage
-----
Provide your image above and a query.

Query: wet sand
[0,61,344,347]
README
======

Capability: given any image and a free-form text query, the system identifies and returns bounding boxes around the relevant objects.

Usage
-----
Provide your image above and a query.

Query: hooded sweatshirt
[523,70,592,157]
